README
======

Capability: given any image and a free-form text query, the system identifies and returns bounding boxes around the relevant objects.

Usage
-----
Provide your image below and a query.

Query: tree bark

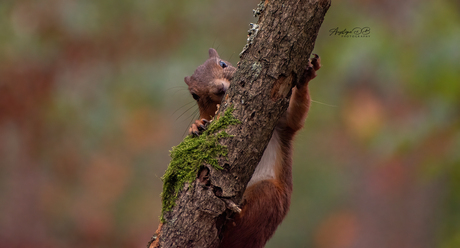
[151,0,330,247]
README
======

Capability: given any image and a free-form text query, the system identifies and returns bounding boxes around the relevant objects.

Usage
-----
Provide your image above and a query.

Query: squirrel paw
[189,119,209,136]
[297,54,321,89]
[310,53,321,71]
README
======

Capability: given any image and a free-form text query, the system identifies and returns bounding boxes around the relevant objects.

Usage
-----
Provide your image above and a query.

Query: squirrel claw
[297,54,321,89]
[310,54,321,71]
[189,119,210,136]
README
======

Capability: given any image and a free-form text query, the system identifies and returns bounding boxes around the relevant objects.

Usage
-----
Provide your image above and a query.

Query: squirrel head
[184,48,236,120]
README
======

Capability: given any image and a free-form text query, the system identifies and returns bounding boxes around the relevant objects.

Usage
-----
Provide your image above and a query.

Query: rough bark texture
[151,0,330,247]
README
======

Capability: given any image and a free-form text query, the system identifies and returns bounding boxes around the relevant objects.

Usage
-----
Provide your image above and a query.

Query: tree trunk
[150,0,331,247]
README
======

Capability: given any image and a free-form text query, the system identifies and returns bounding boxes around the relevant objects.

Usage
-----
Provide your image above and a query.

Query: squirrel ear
[184,76,190,86]
[208,48,219,58]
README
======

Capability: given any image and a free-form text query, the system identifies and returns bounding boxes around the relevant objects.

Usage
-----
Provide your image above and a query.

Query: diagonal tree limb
[150,0,331,247]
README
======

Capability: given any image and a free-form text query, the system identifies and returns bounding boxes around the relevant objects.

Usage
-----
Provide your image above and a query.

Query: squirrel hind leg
[220,180,289,248]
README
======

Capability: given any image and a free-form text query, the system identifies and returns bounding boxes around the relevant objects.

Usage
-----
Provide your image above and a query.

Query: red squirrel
[184,48,320,248]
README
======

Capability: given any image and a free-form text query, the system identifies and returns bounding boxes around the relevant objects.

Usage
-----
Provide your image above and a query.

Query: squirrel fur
[184,48,321,248]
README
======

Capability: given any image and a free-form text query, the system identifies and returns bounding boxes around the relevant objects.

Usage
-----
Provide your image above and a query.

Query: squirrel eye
[192,93,199,100]
[219,61,227,68]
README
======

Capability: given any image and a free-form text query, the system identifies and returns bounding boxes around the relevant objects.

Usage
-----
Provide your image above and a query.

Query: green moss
[160,106,240,222]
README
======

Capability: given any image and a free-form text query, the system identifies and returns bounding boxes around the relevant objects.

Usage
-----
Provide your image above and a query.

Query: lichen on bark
[160,106,240,222]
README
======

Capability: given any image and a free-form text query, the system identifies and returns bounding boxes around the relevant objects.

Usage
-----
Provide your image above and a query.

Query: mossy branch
[160,107,241,222]
[150,0,330,247]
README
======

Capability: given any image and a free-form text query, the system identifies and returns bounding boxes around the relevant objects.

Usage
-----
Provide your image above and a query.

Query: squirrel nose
[221,82,229,93]
[213,79,230,95]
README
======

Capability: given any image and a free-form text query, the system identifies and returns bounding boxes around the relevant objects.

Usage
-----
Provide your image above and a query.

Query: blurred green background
[1,0,459,247]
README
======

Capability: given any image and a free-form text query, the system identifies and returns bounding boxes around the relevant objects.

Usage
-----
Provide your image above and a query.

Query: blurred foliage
[0,0,459,247]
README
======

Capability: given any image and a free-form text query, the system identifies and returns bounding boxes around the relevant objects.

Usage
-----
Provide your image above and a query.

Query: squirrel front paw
[297,54,321,89]
[189,119,209,136]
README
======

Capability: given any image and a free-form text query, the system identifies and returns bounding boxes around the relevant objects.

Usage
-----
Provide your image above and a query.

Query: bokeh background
[1,0,459,247]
